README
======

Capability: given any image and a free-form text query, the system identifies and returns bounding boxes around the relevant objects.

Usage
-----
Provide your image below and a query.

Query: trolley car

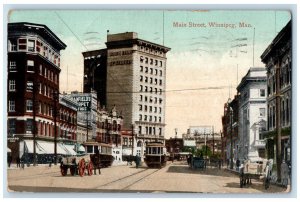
[84,142,114,168]
[144,142,167,168]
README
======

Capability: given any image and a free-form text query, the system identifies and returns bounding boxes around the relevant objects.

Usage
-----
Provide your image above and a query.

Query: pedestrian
[16,156,21,168]
[236,159,240,171]
[7,155,12,168]
[281,160,289,188]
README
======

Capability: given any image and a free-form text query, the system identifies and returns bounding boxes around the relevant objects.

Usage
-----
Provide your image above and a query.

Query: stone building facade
[82,32,170,158]
[236,67,267,162]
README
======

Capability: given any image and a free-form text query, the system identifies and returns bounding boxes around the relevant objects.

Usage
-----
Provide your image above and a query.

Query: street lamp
[229,105,234,170]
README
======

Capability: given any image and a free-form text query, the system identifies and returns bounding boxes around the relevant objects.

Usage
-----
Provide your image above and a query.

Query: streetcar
[83,142,114,168]
[144,141,167,168]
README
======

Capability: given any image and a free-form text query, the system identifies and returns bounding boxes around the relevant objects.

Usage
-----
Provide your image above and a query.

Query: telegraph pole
[131,124,134,156]
[275,56,282,183]
[32,77,37,166]
[53,90,59,165]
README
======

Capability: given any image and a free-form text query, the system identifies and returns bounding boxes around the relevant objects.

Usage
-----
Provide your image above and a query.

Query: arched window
[137,141,142,147]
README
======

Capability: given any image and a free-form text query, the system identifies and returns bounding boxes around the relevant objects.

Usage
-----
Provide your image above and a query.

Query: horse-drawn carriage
[239,159,270,189]
[60,152,111,177]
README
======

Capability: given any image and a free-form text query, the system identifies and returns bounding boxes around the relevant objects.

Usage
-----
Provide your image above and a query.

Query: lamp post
[229,106,234,170]
[53,90,59,165]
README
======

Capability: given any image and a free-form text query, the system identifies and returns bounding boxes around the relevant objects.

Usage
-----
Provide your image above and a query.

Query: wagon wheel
[78,159,85,177]
[70,166,76,176]
[61,166,68,176]
[87,161,93,176]
[240,177,243,188]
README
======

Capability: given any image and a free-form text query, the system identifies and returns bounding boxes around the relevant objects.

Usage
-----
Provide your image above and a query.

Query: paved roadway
[7,161,290,194]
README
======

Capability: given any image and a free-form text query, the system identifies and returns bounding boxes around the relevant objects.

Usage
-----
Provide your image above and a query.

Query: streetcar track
[94,166,164,191]
[122,168,161,190]
[92,168,149,189]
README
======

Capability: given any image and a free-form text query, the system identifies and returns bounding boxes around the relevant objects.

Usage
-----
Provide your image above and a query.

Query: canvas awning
[23,140,77,156]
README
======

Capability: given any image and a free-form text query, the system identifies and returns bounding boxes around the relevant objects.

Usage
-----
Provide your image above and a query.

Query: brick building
[7,22,67,163]
[260,20,291,166]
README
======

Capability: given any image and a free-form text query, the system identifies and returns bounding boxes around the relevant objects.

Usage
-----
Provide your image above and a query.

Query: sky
[8,10,291,138]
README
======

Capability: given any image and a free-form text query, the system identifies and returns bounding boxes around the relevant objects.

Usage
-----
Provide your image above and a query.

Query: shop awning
[63,144,77,156]
[24,140,47,154]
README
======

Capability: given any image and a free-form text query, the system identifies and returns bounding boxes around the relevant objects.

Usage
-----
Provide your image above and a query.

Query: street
[7,161,290,193]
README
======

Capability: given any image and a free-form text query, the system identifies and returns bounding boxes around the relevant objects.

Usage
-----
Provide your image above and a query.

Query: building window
[140,95,143,101]
[8,119,16,135]
[139,104,142,111]
[28,39,35,52]
[159,128,162,135]
[149,116,152,122]
[150,59,153,65]
[144,115,147,121]
[140,85,143,92]
[18,38,27,50]
[9,80,16,92]
[150,68,153,74]
[149,127,152,135]
[259,108,266,117]
[39,65,43,75]
[154,107,157,113]
[145,67,148,73]
[159,107,162,113]
[138,126,142,134]
[144,105,148,112]
[260,89,265,97]
[139,114,142,121]
[9,39,17,51]
[159,117,161,122]
[145,76,148,83]
[129,138,133,146]
[150,78,153,84]
[154,116,157,122]
[27,60,34,72]
[145,57,148,64]
[9,61,17,71]
[140,75,143,82]
[155,60,158,66]
[8,100,15,112]
[27,80,33,92]
[140,56,144,63]
[145,86,148,92]
[26,119,33,133]
[160,70,162,76]
[159,80,162,85]
[155,69,158,75]
[160,61,162,67]
[145,127,148,134]
[145,96,148,102]
[26,100,33,112]
[140,66,143,72]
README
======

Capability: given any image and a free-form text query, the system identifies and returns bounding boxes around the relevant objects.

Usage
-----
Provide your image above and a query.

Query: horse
[90,153,101,175]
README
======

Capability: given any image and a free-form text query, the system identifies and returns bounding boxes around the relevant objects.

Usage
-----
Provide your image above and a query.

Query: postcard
[6,9,292,194]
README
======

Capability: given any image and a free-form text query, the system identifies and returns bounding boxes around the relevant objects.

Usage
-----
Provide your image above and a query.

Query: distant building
[260,20,291,163]
[236,67,267,162]
[7,22,66,162]
[222,96,239,164]
[82,32,171,159]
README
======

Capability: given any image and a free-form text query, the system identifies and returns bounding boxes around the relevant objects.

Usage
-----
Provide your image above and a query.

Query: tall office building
[83,32,170,156]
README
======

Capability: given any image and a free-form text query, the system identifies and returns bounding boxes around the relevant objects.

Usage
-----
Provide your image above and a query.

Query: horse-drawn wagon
[239,159,271,189]
[60,152,109,177]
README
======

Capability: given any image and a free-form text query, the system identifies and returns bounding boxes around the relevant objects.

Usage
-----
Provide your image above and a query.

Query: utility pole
[131,124,134,156]
[212,126,215,155]
[230,107,234,170]
[32,76,38,166]
[275,56,282,183]
[53,90,59,165]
